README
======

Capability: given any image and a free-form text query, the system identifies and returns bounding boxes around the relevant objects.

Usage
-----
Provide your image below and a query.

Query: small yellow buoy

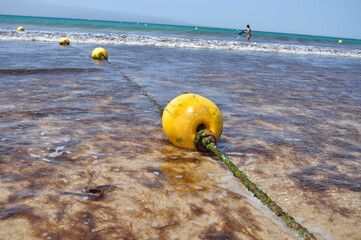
[195,27,198,30]
[59,38,70,46]
[91,47,108,60]
[17,26,25,31]
[338,40,343,43]
[162,93,223,150]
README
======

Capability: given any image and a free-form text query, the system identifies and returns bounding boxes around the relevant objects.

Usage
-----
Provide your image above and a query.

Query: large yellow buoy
[91,47,108,60]
[59,38,70,46]
[338,40,343,43]
[162,93,223,150]
[17,26,25,31]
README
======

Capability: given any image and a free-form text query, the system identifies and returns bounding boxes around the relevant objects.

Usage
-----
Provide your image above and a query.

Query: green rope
[112,68,316,239]
[195,130,317,240]
[120,70,164,116]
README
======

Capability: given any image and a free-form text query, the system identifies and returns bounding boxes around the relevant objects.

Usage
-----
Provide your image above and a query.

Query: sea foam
[1,29,360,58]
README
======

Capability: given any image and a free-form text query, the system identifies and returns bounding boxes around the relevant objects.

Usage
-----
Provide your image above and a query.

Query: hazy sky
[1,0,361,39]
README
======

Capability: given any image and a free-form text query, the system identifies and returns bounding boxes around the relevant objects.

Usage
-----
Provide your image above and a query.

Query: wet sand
[1,42,361,239]
[0,71,295,240]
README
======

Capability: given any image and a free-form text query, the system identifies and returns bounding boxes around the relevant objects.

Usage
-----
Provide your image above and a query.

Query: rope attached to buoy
[194,129,317,240]
[57,44,317,239]
[119,70,164,115]
[60,44,161,114]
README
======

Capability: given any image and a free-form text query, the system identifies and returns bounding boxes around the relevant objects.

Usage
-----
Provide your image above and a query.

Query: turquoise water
[254,30,361,44]
[0,14,238,35]
[1,14,361,45]
[1,14,361,58]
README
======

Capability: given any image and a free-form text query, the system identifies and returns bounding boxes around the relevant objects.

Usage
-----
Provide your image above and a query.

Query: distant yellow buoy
[17,26,25,31]
[338,40,343,43]
[91,47,108,60]
[59,38,70,46]
[162,93,223,150]
[195,27,198,30]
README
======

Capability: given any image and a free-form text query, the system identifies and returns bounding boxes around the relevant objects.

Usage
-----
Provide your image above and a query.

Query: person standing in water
[245,25,251,40]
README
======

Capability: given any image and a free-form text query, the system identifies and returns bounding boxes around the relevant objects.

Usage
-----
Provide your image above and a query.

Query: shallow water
[0,39,361,240]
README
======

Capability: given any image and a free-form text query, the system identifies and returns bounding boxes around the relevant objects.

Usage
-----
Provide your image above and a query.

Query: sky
[1,0,361,39]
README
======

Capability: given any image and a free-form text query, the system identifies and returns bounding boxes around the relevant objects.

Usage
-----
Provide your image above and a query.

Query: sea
[0,14,360,240]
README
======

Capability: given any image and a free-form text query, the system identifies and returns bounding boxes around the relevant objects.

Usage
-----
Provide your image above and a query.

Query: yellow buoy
[91,47,108,60]
[162,93,223,150]
[17,26,25,31]
[338,40,343,43]
[59,38,70,46]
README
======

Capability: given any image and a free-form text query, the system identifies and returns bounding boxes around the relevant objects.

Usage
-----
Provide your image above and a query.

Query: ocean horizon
[2,14,361,41]
[1,14,361,58]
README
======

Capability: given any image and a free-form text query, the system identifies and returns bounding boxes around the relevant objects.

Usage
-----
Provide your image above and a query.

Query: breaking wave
[1,29,361,58]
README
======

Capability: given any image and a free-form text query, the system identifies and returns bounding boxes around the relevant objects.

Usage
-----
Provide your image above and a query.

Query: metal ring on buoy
[17,26,25,31]
[59,38,70,46]
[91,47,108,60]
[162,93,223,150]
